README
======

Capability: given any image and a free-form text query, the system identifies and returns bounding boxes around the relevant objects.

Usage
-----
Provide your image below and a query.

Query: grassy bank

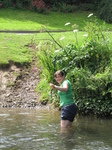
[0,31,86,67]
[0,9,112,67]
[0,31,112,67]
[0,8,112,31]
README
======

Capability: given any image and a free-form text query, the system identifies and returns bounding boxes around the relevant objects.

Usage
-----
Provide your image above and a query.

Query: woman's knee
[61,120,72,128]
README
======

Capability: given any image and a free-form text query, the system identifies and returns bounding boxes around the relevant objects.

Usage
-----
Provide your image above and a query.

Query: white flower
[65,22,71,26]
[59,36,65,40]
[55,50,60,53]
[88,13,93,18]
[73,29,78,33]
[83,34,88,37]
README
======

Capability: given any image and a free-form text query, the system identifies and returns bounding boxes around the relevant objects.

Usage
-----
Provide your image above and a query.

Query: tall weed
[36,40,60,104]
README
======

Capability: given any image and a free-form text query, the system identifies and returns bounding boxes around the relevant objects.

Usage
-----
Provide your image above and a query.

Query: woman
[50,70,78,128]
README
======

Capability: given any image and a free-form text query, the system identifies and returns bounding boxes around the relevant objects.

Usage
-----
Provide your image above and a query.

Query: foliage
[98,0,112,23]
[37,15,112,117]
[36,39,61,104]
[36,77,51,102]
[0,0,31,8]
[51,1,77,12]
[79,3,97,11]
[59,18,112,116]
[1,0,12,8]
[37,76,60,107]
[0,0,112,24]
[60,3,77,13]
[36,40,59,82]
[0,2,2,8]
[30,0,50,13]
[0,0,50,12]
[0,0,99,12]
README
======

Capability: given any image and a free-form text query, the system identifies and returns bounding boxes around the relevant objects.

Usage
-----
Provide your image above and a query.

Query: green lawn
[0,31,86,66]
[0,8,112,31]
[0,9,112,67]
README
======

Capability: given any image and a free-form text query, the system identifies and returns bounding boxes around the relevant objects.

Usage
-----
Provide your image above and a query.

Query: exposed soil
[0,59,47,109]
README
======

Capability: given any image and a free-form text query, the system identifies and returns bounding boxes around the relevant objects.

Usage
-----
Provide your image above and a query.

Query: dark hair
[54,70,65,78]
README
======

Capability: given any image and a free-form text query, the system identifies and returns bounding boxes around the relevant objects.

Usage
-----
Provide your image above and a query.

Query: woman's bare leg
[61,120,72,128]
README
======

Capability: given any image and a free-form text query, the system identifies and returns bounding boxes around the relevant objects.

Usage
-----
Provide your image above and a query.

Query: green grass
[0,8,112,31]
[0,34,33,66]
[0,31,86,66]
[0,8,112,67]
[0,31,112,67]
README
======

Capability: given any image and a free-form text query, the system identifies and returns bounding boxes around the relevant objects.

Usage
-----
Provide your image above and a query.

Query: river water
[0,108,112,150]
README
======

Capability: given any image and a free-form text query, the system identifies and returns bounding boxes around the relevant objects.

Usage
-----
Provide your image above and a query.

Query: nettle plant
[30,0,50,13]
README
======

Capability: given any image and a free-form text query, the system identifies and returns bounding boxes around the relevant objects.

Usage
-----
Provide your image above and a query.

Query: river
[0,108,112,150]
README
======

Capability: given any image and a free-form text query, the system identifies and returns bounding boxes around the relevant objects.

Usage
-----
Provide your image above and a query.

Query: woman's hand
[50,82,68,92]
[50,83,55,89]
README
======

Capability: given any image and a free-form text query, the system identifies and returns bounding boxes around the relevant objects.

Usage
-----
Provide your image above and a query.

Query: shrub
[79,3,97,11]
[1,0,12,8]
[37,15,112,117]
[0,3,2,8]
[13,0,22,9]
[98,0,112,23]
[30,0,50,13]
[54,17,112,116]
[0,0,31,9]
[51,2,77,12]
[60,3,77,13]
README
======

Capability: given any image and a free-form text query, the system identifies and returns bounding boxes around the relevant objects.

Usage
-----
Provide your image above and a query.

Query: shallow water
[0,108,112,150]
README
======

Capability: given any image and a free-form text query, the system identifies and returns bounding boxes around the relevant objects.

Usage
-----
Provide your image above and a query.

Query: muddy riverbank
[0,59,48,108]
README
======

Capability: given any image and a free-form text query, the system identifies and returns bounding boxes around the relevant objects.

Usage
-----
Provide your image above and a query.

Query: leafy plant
[0,2,2,8]
[36,77,50,102]
[98,0,112,23]
[30,0,50,14]
[60,3,77,13]
[1,0,12,8]
[37,15,112,117]
[79,3,97,11]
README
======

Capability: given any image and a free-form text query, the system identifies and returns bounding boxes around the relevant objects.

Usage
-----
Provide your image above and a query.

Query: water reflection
[0,108,112,150]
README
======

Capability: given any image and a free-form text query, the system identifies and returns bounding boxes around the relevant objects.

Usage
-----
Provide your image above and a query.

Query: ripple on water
[32,137,49,142]
[0,109,112,150]
[18,113,31,115]
[0,114,10,117]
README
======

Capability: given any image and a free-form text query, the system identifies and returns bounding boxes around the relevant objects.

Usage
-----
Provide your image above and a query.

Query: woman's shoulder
[63,80,71,85]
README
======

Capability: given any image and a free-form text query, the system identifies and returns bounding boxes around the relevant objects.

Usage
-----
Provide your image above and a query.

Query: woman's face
[55,74,65,84]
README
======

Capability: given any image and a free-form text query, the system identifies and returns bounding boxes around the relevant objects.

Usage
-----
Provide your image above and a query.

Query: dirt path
[0,59,44,108]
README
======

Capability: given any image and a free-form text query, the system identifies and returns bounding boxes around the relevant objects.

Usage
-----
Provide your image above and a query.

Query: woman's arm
[50,81,68,92]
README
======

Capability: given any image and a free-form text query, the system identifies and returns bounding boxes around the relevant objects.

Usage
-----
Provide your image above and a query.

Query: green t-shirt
[58,80,74,107]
